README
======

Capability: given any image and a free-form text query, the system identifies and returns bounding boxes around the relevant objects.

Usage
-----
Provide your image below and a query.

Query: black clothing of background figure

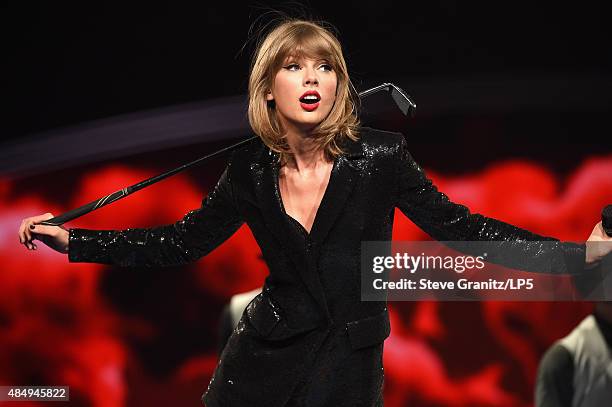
[535,306,612,407]
[67,127,586,407]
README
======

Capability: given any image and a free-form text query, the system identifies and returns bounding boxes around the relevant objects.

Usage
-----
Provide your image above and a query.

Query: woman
[18,19,611,407]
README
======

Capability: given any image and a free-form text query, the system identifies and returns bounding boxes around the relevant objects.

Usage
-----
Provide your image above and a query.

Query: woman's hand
[585,221,612,268]
[18,213,69,254]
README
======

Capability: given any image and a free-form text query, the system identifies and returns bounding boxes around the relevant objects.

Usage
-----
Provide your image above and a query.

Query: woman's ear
[266,90,274,101]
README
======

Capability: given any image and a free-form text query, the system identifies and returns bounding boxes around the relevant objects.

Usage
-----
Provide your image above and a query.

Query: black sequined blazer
[68,127,586,407]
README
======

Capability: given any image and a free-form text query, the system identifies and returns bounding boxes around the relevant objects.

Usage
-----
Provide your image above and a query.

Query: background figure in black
[535,302,612,407]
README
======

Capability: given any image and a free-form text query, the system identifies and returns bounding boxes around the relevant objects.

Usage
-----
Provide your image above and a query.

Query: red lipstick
[299,90,321,112]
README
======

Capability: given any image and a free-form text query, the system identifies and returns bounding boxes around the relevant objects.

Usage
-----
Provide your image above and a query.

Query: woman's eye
[319,64,333,72]
[284,63,300,71]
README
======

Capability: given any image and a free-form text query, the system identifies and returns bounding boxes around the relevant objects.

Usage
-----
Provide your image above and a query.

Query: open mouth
[299,90,321,111]
[299,95,320,104]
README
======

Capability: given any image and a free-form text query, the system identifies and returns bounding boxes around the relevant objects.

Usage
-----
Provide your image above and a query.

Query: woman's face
[267,55,337,133]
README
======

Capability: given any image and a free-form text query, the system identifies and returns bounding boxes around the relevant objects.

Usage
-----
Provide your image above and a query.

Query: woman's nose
[303,68,319,86]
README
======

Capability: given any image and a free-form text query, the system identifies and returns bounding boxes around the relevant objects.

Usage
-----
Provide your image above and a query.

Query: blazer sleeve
[394,134,586,274]
[67,164,244,267]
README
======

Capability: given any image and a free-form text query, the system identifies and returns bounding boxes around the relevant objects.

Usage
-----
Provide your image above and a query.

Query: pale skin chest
[278,161,333,234]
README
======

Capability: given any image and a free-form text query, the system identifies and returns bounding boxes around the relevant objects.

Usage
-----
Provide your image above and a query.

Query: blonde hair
[247,19,360,161]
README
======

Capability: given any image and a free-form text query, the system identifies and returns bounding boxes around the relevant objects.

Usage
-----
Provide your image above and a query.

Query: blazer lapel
[252,148,305,259]
[309,137,364,246]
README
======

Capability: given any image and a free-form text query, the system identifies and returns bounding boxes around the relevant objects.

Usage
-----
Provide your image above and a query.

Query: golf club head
[388,84,417,117]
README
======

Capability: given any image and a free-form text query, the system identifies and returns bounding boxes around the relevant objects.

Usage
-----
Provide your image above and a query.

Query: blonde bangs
[248,19,360,161]
[271,28,337,73]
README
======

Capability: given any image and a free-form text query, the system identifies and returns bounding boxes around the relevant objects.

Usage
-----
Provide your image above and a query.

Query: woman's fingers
[24,214,42,242]
[19,213,55,250]
[19,219,26,244]
[589,221,609,241]
[30,224,65,250]
[30,224,59,238]
[585,221,612,265]
[32,212,55,224]
[19,219,33,249]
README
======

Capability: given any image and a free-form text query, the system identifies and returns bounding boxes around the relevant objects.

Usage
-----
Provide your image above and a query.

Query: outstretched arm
[67,164,244,267]
[393,134,587,274]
